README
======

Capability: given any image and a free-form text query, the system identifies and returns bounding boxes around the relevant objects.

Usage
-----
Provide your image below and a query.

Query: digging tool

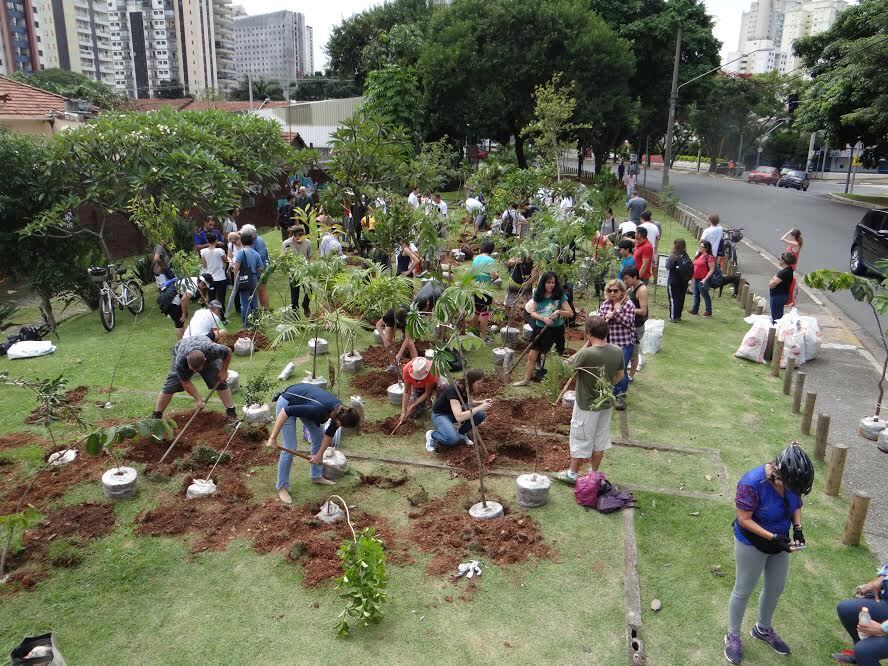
[504,324,550,376]
[205,420,242,482]
[157,382,221,465]
[389,417,405,437]
[274,444,342,473]
[472,430,496,465]
[554,375,576,407]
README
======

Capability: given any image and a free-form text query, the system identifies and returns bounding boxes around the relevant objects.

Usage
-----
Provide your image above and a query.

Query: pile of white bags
[640,319,665,354]
[735,309,821,366]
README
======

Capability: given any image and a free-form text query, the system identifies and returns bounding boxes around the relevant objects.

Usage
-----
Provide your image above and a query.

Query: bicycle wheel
[99,290,115,332]
[124,279,145,315]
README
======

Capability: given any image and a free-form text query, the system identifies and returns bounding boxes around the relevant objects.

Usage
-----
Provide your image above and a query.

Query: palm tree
[231,76,285,102]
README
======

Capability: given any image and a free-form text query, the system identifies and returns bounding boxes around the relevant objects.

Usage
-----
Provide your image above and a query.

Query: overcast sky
[238,0,749,73]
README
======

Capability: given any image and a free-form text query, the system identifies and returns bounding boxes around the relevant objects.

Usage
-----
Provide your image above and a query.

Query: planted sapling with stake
[0,505,42,581]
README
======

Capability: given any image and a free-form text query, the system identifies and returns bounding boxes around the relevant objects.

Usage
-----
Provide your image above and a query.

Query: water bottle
[859,606,871,626]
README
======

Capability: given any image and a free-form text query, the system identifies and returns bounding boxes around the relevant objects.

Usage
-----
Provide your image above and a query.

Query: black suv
[777,169,810,191]
[850,209,888,276]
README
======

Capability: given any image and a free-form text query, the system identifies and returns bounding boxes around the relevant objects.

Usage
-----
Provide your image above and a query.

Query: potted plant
[240,362,276,425]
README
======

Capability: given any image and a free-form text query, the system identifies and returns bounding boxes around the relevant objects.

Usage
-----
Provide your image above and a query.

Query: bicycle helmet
[774,442,814,495]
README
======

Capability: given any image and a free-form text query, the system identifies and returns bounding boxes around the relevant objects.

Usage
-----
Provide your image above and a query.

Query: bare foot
[512,379,530,387]
[277,488,293,505]
[311,477,336,486]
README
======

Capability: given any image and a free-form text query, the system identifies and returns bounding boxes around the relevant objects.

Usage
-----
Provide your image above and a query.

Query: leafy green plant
[240,362,276,408]
[133,254,155,286]
[0,505,42,578]
[85,418,176,471]
[172,219,196,254]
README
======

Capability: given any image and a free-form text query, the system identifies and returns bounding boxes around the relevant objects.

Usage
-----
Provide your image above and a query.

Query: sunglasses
[606,288,622,293]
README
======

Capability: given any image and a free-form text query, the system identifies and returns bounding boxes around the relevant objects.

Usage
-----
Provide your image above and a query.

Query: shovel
[504,324,550,377]
[274,444,342,473]
[157,382,221,465]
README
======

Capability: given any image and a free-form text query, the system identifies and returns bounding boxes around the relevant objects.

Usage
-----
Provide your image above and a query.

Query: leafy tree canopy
[362,65,423,139]
[230,76,285,102]
[11,68,125,110]
[289,76,361,101]
[794,0,888,165]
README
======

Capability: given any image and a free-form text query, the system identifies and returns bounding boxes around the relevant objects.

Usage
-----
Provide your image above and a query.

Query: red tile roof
[127,97,193,111]
[0,75,67,118]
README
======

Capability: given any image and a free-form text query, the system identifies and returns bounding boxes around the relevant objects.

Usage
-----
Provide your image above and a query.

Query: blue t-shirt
[471,254,496,283]
[733,465,802,545]
[279,383,342,434]
[253,236,269,268]
[235,247,262,277]
[620,256,635,278]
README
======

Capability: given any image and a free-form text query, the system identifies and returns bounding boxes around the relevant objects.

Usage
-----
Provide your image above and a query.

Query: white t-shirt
[639,221,660,247]
[408,192,419,209]
[171,276,200,307]
[200,247,227,281]
[701,225,724,257]
[559,196,574,210]
[619,220,637,235]
[183,308,222,338]
[436,200,448,217]
[320,234,343,257]
[465,197,484,213]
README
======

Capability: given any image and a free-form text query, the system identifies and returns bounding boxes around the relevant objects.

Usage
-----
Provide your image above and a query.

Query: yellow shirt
[361,215,376,230]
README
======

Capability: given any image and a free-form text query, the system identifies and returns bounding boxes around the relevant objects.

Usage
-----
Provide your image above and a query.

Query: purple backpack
[574,470,608,507]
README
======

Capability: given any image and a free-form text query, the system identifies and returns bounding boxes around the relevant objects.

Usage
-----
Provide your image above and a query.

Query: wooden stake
[765,326,776,361]
[739,282,749,306]
[782,357,796,395]
[841,492,870,545]
[825,444,848,497]
[814,414,830,462]
[801,392,817,435]
[792,372,807,414]
[770,340,784,377]
[744,291,754,317]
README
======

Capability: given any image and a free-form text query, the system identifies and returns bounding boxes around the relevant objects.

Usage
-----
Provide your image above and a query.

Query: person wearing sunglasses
[597,279,636,410]
[725,442,814,664]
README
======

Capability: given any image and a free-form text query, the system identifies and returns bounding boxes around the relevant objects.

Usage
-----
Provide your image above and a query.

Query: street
[644,168,887,349]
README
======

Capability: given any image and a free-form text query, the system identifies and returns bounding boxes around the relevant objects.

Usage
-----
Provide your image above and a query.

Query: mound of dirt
[408,484,555,575]
[0,452,110,514]
[360,344,430,369]
[0,432,49,452]
[24,386,88,425]
[219,329,272,351]
[367,416,422,436]
[349,370,397,397]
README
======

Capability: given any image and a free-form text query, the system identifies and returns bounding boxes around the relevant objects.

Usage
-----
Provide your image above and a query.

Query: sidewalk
[711,214,888,560]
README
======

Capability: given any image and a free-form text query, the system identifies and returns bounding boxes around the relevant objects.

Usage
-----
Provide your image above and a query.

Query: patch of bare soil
[367,416,422,437]
[24,386,88,425]
[0,452,110,514]
[219,329,272,351]
[0,432,49,452]
[360,344,430,369]
[349,370,397,398]
[357,469,409,489]
[408,483,555,576]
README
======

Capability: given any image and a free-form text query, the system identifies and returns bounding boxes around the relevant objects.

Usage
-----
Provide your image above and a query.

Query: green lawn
[0,223,878,664]
[833,192,888,207]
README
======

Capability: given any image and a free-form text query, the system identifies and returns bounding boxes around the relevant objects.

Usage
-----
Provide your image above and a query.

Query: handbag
[710,261,724,288]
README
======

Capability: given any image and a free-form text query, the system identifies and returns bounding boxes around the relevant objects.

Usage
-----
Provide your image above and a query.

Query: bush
[675,154,711,164]
[173,219,195,254]
[134,254,155,286]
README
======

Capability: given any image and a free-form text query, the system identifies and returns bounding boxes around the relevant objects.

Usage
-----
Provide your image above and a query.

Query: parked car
[850,209,888,276]
[777,169,810,191]
[746,166,780,185]
[715,162,745,176]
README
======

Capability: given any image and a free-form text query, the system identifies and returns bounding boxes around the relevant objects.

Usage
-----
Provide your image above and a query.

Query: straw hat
[408,356,432,381]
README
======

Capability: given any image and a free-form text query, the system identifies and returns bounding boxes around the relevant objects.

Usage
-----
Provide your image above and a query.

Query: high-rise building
[234,10,298,90]
[294,11,311,78]
[109,0,181,99]
[175,0,235,96]
[780,0,849,72]
[30,0,114,82]
[0,0,40,74]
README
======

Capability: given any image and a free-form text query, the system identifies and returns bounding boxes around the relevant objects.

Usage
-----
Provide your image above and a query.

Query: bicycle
[722,227,744,268]
[87,264,145,332]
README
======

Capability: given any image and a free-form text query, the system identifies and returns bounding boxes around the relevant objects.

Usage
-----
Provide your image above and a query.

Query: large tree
[11,68,124,110]
[793,0,888,166]
[420,0,635,168]
[289,76,361,101]
[362,65,423,140]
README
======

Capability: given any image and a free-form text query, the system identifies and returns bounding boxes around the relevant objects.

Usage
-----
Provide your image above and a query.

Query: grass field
[0,217,878,664]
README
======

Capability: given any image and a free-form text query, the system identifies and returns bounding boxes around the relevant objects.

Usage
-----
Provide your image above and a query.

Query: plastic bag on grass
[735,322,770,364]
[640,319,664,354]
[6,340,56,359]
[799,316,821,362]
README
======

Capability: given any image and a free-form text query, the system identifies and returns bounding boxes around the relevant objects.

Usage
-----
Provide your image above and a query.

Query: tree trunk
[38,290,57,330]
[514,133,528,169]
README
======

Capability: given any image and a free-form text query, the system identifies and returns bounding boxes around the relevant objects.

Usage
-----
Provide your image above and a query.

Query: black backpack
[156,280,178,310]
[676,254,694,282]
[501,211,514,236]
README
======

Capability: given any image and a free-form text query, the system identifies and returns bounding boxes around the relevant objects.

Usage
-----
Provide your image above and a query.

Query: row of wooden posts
[674,205,870,547]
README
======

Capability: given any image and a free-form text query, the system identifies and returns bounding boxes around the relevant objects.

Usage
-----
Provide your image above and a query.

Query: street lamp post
[661,47,770,189]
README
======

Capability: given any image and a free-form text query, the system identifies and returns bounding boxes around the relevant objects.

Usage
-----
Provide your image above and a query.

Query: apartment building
[109,0,179,98]
[174,0,235,96]
[29,0,114,82]
[0,0,40,74]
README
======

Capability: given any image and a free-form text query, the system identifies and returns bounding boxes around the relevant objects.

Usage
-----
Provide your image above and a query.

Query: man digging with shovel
[266,383,361,504]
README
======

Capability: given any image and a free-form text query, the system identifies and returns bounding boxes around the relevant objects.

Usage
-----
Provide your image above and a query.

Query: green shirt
[471,254,495,283]
[569,343,625,411]
[532,296,569,328]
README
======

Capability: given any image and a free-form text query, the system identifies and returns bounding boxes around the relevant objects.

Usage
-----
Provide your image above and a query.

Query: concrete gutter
[826,193,886,210]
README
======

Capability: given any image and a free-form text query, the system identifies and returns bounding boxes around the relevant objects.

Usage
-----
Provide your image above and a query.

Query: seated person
[375,306,417,372]
[833,564,888,665]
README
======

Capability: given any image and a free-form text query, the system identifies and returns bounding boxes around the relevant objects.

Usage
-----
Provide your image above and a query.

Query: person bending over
[375,306,417,373]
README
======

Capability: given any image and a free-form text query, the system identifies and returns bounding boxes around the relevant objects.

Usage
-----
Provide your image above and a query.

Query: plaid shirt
[599,299,637,348]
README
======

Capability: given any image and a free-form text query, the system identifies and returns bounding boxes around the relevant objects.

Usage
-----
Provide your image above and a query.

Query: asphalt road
[643,168,886,346]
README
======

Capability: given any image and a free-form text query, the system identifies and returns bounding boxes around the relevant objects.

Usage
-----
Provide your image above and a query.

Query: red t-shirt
[693,253,715,280]
[633,239,654,279]
[402,364,438,390]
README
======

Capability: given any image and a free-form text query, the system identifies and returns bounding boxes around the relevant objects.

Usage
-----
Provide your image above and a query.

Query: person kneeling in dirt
[425,368,491,453]
[375,306,417,374]
[401,357,439,422]
[551,316,625,484]
[151,336,238,424]
[265,384,361,504]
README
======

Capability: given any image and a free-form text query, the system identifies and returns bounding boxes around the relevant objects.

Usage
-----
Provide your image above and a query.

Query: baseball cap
[208,300,223,311]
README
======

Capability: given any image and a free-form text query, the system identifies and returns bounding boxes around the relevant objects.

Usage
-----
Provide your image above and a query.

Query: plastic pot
[500,327,520,345]
[101,466,138,500]
[226,369,240,392]
[48,449,77,466]
[186,478,217,499]
[233,337,254,356]
[340,352,363,373]
[243,403,271,425]
[373,329,383,345]
[562,390,576,409]
[522,324,534,341]
[322,449,348,480]
[302,373,328,390]
[489,324,500,335]
[492,347,514,366]
[387,383,405,406]
[278,362,295,381]
[308,337,328,356]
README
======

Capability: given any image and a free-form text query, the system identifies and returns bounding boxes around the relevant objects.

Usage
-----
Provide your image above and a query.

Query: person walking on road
[266,383,361,504]
[724,443,813,665]
[769,253,797,324]
[665,239,693,322]
[690,240,716,317]
[598,279,636,410]
[832,563,888,665]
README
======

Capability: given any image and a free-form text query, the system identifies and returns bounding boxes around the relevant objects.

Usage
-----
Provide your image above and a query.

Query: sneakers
[724,632,742,664]
[750,624,790,656]
[552,470,578,485]
[831,649,856,663]
[464,437,474,447]
[703,312,713,317]
[614,395,627,411]
[425,430,435,453]
[688,309,699,316]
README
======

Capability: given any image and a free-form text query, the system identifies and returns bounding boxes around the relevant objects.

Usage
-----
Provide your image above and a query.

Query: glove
[772,534,792,553]
[793,525,805,546]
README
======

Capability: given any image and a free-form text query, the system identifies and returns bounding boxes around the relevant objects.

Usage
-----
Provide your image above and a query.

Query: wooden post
[739,282,749,307]
[801,391,817,435]
[825,444,848,497]
[814,414,830,462]
[792,372,806,414]
[841,492,870,545]
[734,273,743,298]
[769,340,784,377]
[744,291,755,317]
[765,326,776,362]
[782,357,796,395]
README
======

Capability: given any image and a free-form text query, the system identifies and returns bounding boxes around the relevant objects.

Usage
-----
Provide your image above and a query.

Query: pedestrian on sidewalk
[512,272,573,387]
[426,368,491,453]
[769,253,797,323]
[265,383,361,504]
[780,229,803,306]
[690,240,716,317]
[622,267,648,381]
[552,315,625,484]
[598,279,636,410]
[724,443,813,665]
[665,238,693,322]
[701,213,724,261]
[832,564,888,665]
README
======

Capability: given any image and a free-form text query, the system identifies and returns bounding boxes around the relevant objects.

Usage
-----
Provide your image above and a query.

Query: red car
[747,166,780,185]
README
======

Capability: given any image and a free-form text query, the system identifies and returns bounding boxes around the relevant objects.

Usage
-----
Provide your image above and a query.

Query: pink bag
[575,470,607,507]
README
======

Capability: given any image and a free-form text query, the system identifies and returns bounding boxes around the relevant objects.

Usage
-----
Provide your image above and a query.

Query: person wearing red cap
[401,356,439,421]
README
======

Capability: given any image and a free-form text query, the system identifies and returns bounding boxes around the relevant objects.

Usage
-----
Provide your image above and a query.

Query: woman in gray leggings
[724,443,814,664]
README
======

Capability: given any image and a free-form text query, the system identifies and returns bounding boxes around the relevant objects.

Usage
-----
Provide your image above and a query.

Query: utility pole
[737,131,744,165]
[661,27,682,190]
[643,136,649,187]
[844,143,855,194]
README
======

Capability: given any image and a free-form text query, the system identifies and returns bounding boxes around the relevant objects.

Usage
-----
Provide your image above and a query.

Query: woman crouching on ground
[725,442,814,664]
[426,368,491,453]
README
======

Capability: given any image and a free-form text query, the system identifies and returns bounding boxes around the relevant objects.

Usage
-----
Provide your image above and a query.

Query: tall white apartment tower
[109,0,181,98]
[234,10,297,89]
[171,0,235,96]
[293,11,311,77]
[32,0,114,83]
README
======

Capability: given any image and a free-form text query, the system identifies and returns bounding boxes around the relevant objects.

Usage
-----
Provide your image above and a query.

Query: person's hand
[701,279,708,287]
[543,315,554,325]
[857,619,887,638]
[217,369,228,383]
[772,534,792,553]
[482,399,494,410]
[308,453,322,465]
[265,435,277,449]
[792,525,805,547]
[856,578,884,602]
[195,399,206,410]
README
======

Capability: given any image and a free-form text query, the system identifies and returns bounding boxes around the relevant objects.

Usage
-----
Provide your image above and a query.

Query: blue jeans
[239,282,259,327]
[770,292,789,324]
[275,396,324,489]
[692,278,712,314]
[614,344,634,396]
[836,598,888,666]
[431,411,486,447]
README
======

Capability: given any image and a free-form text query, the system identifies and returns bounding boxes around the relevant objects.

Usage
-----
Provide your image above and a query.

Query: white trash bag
[735,322,770,364]
[7,340,56,359]
[781,330,805,369]
[640,319,665,354]
[799,316,821,362]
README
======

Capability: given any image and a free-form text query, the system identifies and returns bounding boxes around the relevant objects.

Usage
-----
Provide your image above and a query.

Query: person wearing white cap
[400,357,439,423]
[183,300,225,341]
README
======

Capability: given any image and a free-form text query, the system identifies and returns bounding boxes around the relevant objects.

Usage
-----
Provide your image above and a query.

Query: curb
[825,193,886,210]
